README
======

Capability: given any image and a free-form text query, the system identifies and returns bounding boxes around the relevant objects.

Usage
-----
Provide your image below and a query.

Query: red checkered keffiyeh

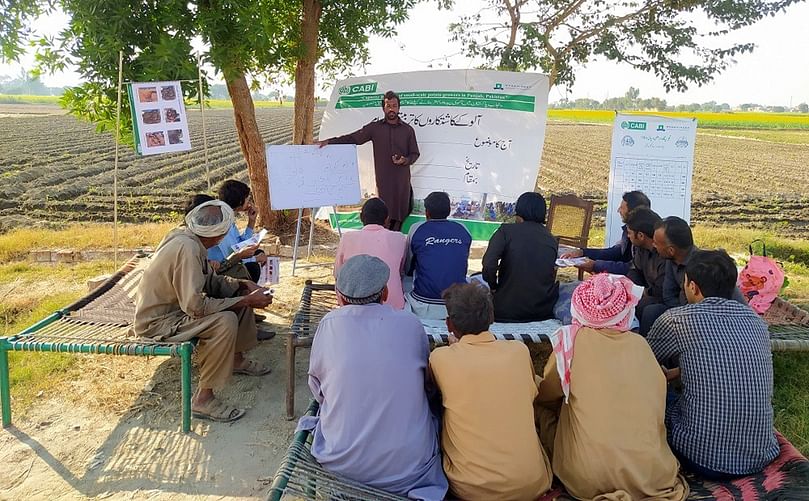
[552,274,643,401]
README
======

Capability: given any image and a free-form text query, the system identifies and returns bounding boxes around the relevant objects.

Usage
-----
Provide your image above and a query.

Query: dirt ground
[0,255,340,501]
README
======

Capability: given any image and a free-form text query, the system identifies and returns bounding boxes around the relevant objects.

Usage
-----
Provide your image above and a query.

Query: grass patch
[773,353,809,454]
[2,292,85,410]
[0,222,174,262]
[1,260,120,412]
[206,98,296,109]
[0,261,116,291]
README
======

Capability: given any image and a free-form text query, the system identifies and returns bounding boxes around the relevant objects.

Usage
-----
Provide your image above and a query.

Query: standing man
[319,90,420,231]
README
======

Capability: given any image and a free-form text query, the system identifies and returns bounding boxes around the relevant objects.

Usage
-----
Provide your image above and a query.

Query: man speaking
[319,90,420,232]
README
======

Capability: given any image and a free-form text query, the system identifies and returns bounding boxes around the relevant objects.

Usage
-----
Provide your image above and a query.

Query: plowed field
[1,107,807,234]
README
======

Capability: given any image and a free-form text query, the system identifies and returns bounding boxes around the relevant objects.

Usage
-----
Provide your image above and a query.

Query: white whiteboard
[605,114,697,244]
[266,144,361,210]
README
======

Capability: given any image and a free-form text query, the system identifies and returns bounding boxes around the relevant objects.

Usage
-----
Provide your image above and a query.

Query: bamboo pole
[198,55,210,192]
[113,50,123,268]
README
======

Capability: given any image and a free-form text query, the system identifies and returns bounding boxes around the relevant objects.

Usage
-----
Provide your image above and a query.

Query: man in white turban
[133,200,273,422]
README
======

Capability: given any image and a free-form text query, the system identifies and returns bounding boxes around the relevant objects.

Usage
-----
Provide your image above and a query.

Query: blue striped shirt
[647,297,779,475]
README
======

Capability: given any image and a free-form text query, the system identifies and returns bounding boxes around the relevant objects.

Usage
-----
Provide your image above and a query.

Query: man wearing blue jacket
[405,191,472,319]
[561,191,651,275]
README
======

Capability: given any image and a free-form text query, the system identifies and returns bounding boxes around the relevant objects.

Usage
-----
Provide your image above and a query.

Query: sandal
[192,398,246,423]
[233,359,272,376]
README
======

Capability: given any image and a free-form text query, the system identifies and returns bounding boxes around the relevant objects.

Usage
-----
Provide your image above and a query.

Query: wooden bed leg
[286,336,296,421]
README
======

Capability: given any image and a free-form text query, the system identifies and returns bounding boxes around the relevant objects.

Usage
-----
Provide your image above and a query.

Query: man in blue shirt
[647,249,778,479]
[405,191,472,319]
[562,190,651,275]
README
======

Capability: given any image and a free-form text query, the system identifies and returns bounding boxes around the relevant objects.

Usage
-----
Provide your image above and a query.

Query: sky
[2,1,808,107]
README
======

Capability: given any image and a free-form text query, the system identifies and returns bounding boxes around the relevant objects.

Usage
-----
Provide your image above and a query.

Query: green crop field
[548,109,809,130]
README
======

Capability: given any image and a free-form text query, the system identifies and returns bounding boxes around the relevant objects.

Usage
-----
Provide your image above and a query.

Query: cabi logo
[620,120,647,130]
[493,83,504,90]
[338,82,378,95]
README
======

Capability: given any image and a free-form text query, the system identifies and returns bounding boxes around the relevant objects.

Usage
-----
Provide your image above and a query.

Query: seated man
[648,249,779,480]
[562,190,650,275]
[132,200,273,422]
[624,207,666,322]
[642,216,746,335]
[561,191,652,275]
[208,179,267,283]
[300,255,448,500]
[429,283,552,500]
[334,198,407,309]
[482,191,559,322]
[537,274,688,501]
[405,191,472,319]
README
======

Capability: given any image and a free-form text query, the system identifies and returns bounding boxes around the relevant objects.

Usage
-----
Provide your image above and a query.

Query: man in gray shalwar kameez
[297,255,447,501]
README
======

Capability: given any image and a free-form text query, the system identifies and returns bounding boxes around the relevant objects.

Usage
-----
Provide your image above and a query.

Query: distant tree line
[0,73,63,95]
[551,87,809,113]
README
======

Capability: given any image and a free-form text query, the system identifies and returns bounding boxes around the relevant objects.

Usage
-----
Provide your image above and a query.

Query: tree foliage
[1,0,421,230]
[443,0,803,91]
[0,0,49,61]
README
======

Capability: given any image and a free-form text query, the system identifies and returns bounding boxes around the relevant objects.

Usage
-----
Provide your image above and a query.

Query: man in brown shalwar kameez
[319,90,420,232]
[132,200,273,422]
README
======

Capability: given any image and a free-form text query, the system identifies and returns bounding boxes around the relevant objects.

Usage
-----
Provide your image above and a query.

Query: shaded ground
[0,258,335,500]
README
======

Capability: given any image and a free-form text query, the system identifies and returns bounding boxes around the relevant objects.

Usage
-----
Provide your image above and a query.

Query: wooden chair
[546,194,594,281]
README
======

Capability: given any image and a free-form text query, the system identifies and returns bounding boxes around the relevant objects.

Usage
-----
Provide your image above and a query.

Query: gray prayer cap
[336,254,390,304]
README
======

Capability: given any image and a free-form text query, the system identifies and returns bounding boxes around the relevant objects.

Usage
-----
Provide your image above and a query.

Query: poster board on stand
[128,81,192,155]
[605,114,697,245]
[266,144,361,275]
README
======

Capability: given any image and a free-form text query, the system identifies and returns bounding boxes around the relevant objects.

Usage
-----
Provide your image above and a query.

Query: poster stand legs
[291,206,342,277]
[307,208,315,258]
[292,208,304,276]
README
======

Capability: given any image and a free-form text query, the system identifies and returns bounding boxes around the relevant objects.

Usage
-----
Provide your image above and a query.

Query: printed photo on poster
[142,109,161,124]
[164,108,181,122]
[167,129,184,144]
[146,131,166,147]
[137,87,157,103]
[160,85,177,101]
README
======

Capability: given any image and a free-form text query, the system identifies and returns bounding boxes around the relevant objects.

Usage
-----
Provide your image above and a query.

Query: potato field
[1,107,807,234]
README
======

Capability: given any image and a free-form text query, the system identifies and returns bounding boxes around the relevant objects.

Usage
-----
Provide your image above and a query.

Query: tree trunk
[292,0,322,145]
[227,74,277,230]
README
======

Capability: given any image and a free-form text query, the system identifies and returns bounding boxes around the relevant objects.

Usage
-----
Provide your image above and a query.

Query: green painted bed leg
[1,341,11,428]
[180,343,192,433]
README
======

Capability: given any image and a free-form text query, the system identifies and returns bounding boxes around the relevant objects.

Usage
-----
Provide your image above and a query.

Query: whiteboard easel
[291,207,343,276]
[266,144,359,276]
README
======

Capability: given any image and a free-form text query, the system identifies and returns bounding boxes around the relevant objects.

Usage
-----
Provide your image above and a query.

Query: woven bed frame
[269,401,809,501]
[284,282,809,419]
[0,255,197,433]
[284,281,560,419]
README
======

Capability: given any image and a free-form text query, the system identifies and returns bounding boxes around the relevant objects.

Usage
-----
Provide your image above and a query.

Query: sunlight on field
[0,223,175,262]
[0,94,62,105]
[548,109,809,129]
[206,98,295,109]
